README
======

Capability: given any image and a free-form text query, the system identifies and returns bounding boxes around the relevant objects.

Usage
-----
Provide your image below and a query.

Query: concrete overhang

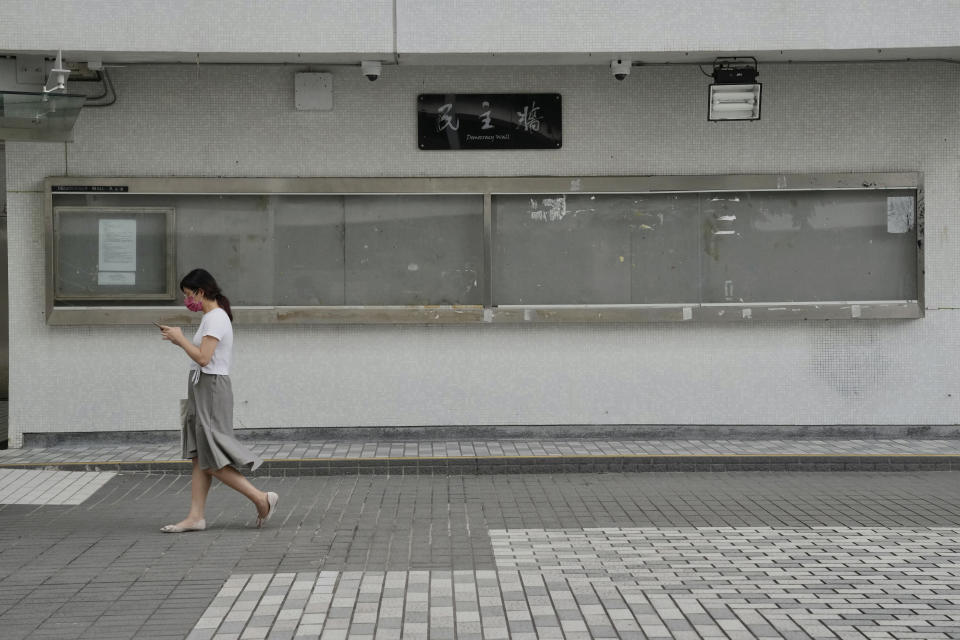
[2,47,958,69]
[395,48,960,66]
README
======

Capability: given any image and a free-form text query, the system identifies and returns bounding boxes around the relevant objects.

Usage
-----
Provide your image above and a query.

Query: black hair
[179,268,233,321]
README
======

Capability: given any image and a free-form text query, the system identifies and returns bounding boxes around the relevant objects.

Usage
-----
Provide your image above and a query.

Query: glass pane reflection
[0,91,85,141]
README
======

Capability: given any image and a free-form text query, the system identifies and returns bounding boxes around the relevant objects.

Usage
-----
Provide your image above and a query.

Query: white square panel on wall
[295,73,333,111]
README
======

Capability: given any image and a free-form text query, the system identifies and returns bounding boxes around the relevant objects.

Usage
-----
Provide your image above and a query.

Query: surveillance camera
[361,60,381,81]
[610,58,631,81]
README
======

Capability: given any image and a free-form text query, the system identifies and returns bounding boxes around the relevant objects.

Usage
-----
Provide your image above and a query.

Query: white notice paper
[98,219,137,272]
[97,271,137,287]
[98,271,136,286]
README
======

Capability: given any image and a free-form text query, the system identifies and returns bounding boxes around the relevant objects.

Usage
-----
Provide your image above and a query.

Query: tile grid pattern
[5,471,960,638]
[0,469,116,505]
[7,61,960,448]
[4,439,960,465]
[191,525,960,639]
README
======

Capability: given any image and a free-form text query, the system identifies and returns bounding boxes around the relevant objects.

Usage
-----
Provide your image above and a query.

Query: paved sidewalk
[2,438,960,474]
[3,470,960,639]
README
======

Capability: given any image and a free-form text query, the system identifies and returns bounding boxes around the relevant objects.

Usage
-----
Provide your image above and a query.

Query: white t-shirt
[191,307,233,376]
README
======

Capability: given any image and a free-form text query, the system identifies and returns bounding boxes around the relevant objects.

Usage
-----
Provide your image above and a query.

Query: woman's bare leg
[210,465,270,518]
[189,458,212,520]
[167,457,211,528]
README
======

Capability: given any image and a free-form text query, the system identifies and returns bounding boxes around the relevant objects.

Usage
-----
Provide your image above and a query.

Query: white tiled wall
[5,61,959,445]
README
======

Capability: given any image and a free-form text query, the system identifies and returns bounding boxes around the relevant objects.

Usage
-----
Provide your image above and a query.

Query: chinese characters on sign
[516,102,542,132]
[418,94,562,150]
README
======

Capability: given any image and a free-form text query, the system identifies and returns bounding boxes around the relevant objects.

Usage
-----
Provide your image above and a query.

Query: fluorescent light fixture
[708,57,761,122]
[709,84,761,120]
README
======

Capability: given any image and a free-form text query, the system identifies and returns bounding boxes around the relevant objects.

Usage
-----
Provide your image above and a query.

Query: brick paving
[2,471,960,638]
[5,440,960,463]
[0,469,116,505]
[3,439,960,475]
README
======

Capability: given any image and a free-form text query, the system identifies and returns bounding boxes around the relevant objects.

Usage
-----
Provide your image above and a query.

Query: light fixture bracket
[708,57,761,122]
[43,50,71,94]
[711,57,759,84]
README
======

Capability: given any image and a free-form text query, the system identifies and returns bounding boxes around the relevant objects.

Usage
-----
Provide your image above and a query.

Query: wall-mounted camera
[610,58,631,81]
[361,60,381,81]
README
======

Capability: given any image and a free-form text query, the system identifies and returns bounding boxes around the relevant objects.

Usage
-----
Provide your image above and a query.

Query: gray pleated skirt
[181,372,263,471]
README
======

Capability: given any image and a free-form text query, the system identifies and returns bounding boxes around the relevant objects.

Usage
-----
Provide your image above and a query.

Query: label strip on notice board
[52,185,129,192]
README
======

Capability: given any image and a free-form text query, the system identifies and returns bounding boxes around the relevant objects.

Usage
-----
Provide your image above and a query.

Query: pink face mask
[184,295,203,312]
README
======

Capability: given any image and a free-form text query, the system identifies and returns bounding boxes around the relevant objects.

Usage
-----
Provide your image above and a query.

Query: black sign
[51,185,129,192]
[418,93,561,150]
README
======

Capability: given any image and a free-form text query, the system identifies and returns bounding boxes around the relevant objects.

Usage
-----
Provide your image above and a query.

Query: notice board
[53,206,176,299]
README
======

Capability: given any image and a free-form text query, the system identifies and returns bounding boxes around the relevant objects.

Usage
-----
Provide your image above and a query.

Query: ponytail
[216,293,233,321]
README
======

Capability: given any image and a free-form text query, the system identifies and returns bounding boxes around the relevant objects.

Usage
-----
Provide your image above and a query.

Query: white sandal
[160,519,206,533]
[257,492,279,528]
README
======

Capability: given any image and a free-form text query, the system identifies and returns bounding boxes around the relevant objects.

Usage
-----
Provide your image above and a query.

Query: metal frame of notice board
[43,173,923,326]
[51,206,177,300]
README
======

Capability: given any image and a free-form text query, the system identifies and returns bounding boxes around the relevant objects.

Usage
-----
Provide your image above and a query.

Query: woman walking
[158,268,278,532]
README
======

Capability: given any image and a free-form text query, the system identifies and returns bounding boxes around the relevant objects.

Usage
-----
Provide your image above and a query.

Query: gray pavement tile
[5,471,960,638]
